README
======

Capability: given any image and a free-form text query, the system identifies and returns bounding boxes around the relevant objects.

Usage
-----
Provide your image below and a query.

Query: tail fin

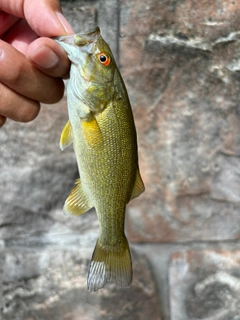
[87,236,132,292]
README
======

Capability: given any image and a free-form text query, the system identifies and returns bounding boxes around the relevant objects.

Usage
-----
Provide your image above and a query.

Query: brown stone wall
[121,0,240,243]
[0,0,240,319]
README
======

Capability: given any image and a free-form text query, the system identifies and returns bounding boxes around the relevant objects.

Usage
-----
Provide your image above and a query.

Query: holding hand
[0,0,74,127]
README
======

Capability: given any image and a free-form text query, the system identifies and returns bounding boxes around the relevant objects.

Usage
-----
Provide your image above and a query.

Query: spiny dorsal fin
[63,179,93,216]
[60,120,73,151]
[87,236,132,292]
[81,115,103,148]
[130,168,145,201]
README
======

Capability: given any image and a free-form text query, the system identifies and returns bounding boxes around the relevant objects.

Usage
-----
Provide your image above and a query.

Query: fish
[55,27,144,291]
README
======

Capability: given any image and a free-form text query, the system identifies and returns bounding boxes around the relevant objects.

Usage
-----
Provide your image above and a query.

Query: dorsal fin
[60,120,73,151]
[130,168,145,201]
[63,179,93,216]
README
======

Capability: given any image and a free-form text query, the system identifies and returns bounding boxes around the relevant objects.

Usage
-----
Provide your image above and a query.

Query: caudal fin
[87,237,132,292]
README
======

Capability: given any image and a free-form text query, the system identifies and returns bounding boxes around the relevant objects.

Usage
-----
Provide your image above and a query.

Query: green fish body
[55,27,144,291]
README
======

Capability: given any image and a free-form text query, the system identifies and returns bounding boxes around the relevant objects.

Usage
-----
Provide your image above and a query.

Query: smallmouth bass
[55,27,144,291]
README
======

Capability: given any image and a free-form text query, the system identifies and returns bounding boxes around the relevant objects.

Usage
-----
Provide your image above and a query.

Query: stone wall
[0,1,240,319]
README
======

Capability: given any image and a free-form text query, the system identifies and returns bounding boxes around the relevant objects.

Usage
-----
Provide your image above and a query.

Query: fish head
[55,27,119,113]
[74,27,116,84]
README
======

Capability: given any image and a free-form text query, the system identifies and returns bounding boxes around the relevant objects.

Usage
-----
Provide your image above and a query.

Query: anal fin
[130,168,145,201]
[63,178,93,216]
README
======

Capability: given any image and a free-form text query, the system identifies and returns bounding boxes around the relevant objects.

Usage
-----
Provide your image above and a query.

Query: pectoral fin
[64,179,93,216]
[60,120,73,151]
[130,168,145,201]
[81,115,103,148]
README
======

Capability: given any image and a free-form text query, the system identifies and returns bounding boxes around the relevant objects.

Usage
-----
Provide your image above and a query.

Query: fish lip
[74,26,100,46]
[54,26,100,47]
[53,34,74,43]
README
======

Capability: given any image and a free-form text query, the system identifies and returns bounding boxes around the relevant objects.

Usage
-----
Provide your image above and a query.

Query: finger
[3,19,38,54]
[0,11,20,36]
[0,82,40,123]
[0,40,64,104]
[0,0,74,36]
[0,114,6,127]
[27,37,70,78]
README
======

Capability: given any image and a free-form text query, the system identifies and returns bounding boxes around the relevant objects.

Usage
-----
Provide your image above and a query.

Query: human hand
[0,0,74,127]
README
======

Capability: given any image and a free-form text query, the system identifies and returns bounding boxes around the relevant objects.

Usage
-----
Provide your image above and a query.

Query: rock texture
[1,0,240,319]
[119,0,240,242]
[0,99,100,248]
[169,249,240,320]
[0,248,159,320]
[0,1,161,319]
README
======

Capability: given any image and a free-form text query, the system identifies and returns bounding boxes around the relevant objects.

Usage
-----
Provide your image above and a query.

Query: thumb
[24,0,74,36]
[0,0,74,37]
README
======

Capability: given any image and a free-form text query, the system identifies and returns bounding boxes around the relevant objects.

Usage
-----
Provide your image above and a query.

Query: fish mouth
[54,26,100,48]
[74,26,100,46]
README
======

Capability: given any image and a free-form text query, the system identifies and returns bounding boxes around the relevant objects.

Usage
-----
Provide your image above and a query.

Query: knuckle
[42,79,65,104]
[0,43,24,85]
[19,102,40,123]
[8,63,25,85]
[0,81,40,123]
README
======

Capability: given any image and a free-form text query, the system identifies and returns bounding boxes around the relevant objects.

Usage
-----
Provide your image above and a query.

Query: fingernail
[56,12,74,34]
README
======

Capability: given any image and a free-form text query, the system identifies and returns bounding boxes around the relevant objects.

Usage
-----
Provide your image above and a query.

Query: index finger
[0,0,73,37]
[0,11,20,36]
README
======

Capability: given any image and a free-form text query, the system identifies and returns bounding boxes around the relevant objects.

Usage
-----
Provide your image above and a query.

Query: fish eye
[97,52,111,66]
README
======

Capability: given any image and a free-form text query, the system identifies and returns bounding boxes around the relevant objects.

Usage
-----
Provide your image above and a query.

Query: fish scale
[55,26,144,291]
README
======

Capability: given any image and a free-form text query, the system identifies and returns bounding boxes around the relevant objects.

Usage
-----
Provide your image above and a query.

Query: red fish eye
[97,52,111,66]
